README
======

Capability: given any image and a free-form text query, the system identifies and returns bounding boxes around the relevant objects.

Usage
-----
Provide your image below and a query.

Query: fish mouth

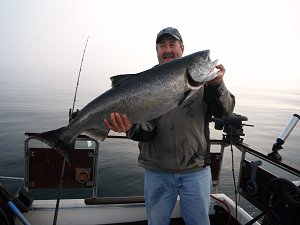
[186,56,218,88]
[212,59,218,67]
[205,50,218,68]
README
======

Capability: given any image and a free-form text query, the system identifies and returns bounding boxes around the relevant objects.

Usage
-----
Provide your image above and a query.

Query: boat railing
[213,113,300,221]
[22,112,300,209]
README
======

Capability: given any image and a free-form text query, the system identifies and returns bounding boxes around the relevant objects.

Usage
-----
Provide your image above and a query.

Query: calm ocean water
[0,72,299,206]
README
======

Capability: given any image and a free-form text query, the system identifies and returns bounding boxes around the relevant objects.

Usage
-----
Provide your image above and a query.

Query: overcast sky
[1,0,300,89]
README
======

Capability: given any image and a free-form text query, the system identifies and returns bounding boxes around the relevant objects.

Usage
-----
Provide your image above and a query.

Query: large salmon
[35,50,218,163]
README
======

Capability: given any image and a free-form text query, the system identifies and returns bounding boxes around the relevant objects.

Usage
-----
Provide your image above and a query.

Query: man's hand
[104,112,132,133]
[208,64,225,86]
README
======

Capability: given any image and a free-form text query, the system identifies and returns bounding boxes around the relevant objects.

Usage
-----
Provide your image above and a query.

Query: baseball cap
[156,27,183,43]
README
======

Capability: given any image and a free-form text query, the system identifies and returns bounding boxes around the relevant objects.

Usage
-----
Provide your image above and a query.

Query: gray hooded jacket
[127,81,235,172]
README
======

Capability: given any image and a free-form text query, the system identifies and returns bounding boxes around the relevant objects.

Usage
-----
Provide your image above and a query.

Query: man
[104,27,235,225]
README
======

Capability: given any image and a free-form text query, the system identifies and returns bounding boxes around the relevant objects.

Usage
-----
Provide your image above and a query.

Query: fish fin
[110,74,134,87]
[83,128,110,142]
[178,90,192,106]
[34,127,75,164]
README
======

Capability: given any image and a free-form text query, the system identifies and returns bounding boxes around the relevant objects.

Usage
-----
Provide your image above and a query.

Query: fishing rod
[53,37,89,225]
[53,158,66,225]
[69,36,89,122]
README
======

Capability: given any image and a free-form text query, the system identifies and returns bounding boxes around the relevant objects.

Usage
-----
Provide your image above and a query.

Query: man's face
[156,35,184,65]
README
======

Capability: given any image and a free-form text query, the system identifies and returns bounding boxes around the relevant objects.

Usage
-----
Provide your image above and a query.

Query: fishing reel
[212,113,252,144]
[68,108,80,123]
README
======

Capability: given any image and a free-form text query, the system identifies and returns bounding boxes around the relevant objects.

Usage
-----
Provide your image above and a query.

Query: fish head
[186,50,218,89]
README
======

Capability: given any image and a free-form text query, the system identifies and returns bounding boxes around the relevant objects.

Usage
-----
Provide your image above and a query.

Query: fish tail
[34,127,75,164]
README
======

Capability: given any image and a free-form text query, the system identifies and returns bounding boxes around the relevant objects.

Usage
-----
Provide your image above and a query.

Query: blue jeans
[144,167,211,225]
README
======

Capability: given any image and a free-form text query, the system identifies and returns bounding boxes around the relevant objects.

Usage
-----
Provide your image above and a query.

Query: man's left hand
[208,64,225,86]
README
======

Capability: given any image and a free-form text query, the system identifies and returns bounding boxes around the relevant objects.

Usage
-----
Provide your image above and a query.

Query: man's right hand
[104,112,132,133]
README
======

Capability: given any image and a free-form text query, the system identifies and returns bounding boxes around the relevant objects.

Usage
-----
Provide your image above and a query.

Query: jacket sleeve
[204,81,235,118]
[126,120,157,142]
